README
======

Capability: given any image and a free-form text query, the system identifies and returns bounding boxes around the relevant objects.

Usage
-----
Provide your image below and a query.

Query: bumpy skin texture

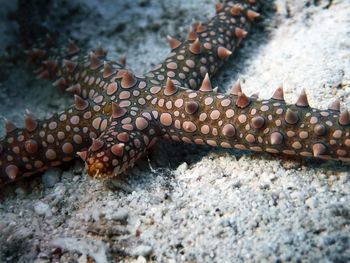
[1,0,350,185]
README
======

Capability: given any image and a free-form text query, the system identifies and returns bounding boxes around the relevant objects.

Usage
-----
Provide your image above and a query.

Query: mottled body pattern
[1,0,350,185]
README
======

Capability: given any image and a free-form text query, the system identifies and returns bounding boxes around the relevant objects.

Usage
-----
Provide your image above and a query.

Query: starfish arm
[0,49,144,185]
[151,86,350,162]
[0,66,145,185]
[83,112,157,179]
[149,0,260,89]
[0,97,111,185]
[29,46,126,99]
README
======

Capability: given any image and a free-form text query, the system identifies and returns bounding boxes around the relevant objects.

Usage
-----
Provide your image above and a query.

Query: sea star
[1,0,349,186]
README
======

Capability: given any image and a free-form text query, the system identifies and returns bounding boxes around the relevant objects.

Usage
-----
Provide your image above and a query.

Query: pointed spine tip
[230,80,242,96]
[53,77,67,88]
[272,86,284,101]
[187,30,197,41]
[5,119,17,134]
[196,23,206,33]
[199,73,212,92]
[236,92,250,108]
[103,61,116,78]
[313,143,326,157]
[89,51,103,70]
[67,40,79,55]
[24,110,38,132]
[66,83,81,95]
[77,151,88,161]
[230,4,242,16]
[164,78,178,96]
[63,59,77,73]
[42,60,58,72]
[74,95,89,111]
[192,21,200,30]
[235,27,248,39]
[328,99,340,111]
[94,46,107,57]
[167,35,182,50]
[217,46,232,59]
[189,38,201,54]
[295,89,309,107]
[36,70,50,80]
[115,69,127,79]
[339,109,350,126]
[121,71,137,89]
[215,3,223,12]
[118,55,126,66]
[246,10,260,21]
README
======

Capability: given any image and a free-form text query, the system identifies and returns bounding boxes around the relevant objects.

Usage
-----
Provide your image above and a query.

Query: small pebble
[132,256,147,263]
[305,197,318,209]
[176,162,188,174]
[129,245,153,257]
[73,175,81,182]
[34,201,52,217]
